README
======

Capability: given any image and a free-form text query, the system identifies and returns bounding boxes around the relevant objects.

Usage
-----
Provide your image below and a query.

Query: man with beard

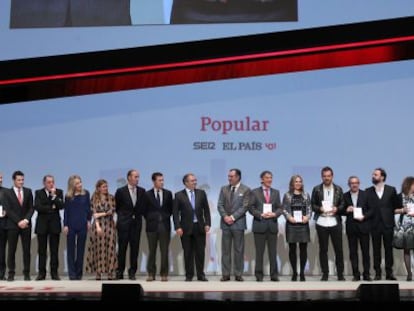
[366,168,399,280]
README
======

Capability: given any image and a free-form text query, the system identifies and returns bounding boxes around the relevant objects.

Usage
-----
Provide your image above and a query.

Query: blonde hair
[66,174,85,200]
[91,179,109,205]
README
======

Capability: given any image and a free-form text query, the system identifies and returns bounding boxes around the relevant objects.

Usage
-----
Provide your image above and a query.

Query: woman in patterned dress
[86,179,117,280]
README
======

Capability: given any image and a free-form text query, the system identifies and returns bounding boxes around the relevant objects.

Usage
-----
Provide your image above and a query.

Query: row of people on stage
[0,167,412,282]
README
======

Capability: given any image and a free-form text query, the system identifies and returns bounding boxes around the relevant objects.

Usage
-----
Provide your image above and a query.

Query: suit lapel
[10,188,20,206]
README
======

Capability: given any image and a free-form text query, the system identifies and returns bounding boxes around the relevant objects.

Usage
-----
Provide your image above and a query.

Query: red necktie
[264,188,270,203]
[17,188,23,206]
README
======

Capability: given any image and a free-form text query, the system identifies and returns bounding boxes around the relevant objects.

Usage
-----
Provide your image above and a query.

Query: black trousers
[0,227,7,278]
[253,231,278,279]
[7,228,31,276]
[316,224,344,276]
[289,242,307,275]
[181,228,206,279]
[372,227,394,276]
[117,222,141,277]
[146,231,170,276]
[347,230,370,277]
[37,233,60,276]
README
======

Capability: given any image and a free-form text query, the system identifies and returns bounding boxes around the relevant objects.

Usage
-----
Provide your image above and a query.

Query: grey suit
[249,187,282,280]
[217,183,250,278]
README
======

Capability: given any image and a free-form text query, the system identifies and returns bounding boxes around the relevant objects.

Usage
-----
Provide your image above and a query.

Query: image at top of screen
[9,0,298,28]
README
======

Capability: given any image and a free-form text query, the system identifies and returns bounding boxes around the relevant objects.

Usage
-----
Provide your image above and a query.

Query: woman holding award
[282,175,311,281]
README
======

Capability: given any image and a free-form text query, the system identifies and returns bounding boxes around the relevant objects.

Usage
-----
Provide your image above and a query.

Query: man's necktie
[156,190,161,206]
[130,187,137,206]
[17,188,23,206]
[230,186,236,202]
[264,188,270,203]
[190,190,195,209]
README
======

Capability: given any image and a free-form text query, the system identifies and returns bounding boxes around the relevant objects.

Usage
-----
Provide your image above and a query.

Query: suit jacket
[0,187,8,229]
[173,189,211,235]
[366,184,399,231]
[249,186,282,233]
[143,188,173,233]
[311,183,344,223]
[5,187,34,230]
[115,185,145,230]
[217,183,251,231]
[343,189,372,234]
[34,188,64,235]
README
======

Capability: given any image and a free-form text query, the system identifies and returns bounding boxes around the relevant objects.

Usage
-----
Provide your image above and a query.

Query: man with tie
[249,170,282,281]
[115,169,145,280]
[217,168,251,281]
[173,173,211,281]
[34,175,64,281]
[5,171,34,281]
[143,172,173,282]
[0,172,8,280]
[311,166,345,281]
[366,168,399,280]
[344,176,373,281]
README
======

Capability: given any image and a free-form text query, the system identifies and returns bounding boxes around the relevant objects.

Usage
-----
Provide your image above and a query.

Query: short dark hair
[230,168,242,180]
[375,167,387,182]
[321,166,333,175]
[12,170,24,180]
[151,172,163,181]
[260,170,272,179]
[182,173,194,185]
[43,174,54,183]
[127,169,136,178]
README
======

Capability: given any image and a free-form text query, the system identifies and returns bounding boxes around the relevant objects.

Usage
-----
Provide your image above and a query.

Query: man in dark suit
[343,176,373,281]
[311,166,345,281]
[217,168,250,281]
[5,171,34,281]
[34,175,64,281]
[0,172,8,280]
[249,170,282,282]
[173,173,211,281]
[115,169,145,280]
[366,168,399,280]
[10,0,132,28]
[143,172,173,282]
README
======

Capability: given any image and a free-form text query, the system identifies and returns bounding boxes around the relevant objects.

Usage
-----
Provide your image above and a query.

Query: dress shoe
[300,275,306,282]
[220,276,230,282]
[185,278,192,281]
[256,277,263,282]
[146,275,155,282]
[374,274,381,280]
[337,275,346,281]
[51,275,61,281]
[36,275,46,281]
[7,275,14,282]
[0,276,5,281]
[24,275,31,281]
[352,276,360,282]
[270,277,279,282]
[321,274,328,281]
[407,275,412,281]
[386,275,397,281]
[161,276,168,282]
[128,275,136,280]
[197,276,208,282]
[363,276,372,281]
[116,274,124,280]
[291,273,297,282]
[235,276,244,282]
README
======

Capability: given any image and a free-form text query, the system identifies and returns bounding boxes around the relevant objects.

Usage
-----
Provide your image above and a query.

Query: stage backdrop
[0,59,413,276]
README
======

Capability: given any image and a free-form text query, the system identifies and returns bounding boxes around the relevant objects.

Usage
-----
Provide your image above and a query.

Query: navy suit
[5,187,34,278]
[115,184,145,278]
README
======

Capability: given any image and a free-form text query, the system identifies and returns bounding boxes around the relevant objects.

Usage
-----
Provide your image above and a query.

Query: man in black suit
[143,172,173,282]
[311,166,345,281]
[5,171,34,281]
[10,0,132,28]
[115,169,145,280]
[366,168,399,280]
[343,176,373,281]
[249,170,282,282]
[34,175,64,281]
[173,173,211,281]
[0,172,8,280]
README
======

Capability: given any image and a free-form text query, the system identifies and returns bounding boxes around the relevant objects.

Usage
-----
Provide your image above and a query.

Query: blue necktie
[190,190,195,209]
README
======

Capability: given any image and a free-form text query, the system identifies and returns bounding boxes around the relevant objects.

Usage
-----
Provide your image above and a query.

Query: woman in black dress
[282,175,311,281]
